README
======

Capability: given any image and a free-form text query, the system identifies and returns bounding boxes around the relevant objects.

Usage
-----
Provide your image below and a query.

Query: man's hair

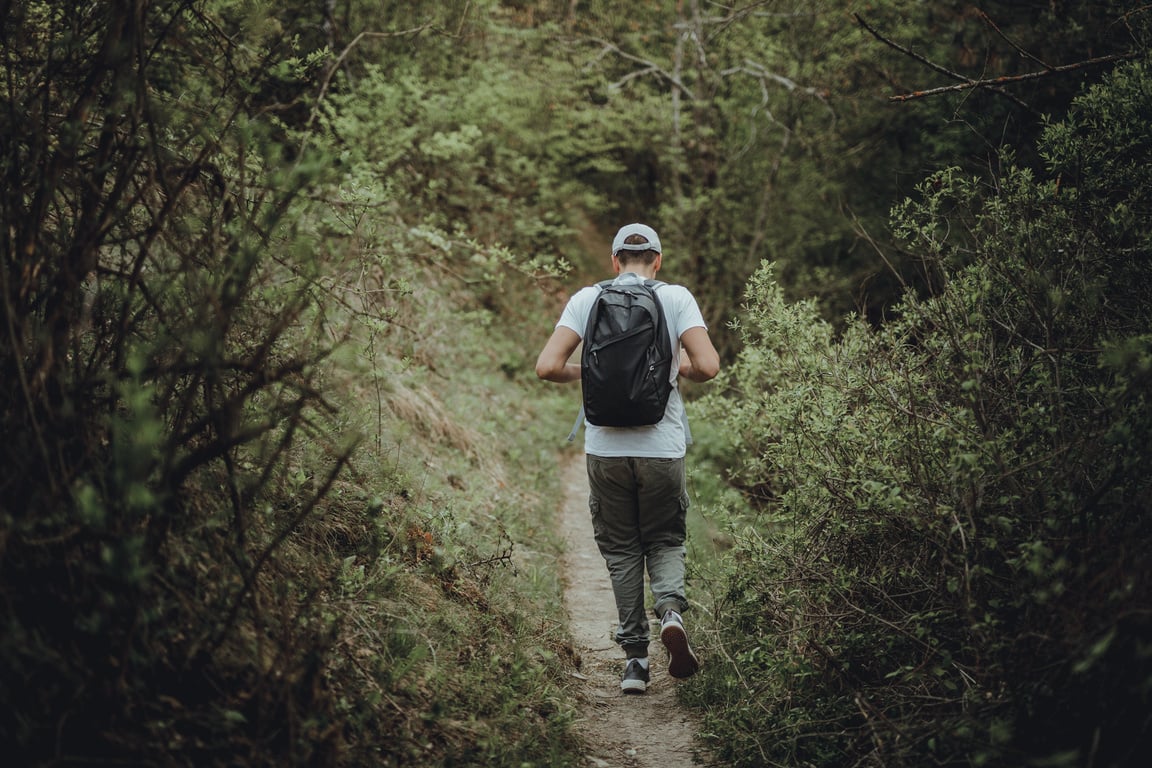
[616,234,659,266]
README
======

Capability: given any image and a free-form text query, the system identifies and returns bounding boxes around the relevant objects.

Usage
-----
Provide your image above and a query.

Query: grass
[298,261,590,765]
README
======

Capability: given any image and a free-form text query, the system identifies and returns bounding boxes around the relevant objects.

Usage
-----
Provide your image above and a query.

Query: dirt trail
[559,456,706,768]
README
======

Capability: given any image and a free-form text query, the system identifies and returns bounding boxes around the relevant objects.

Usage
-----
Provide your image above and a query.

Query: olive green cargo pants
[586,455,690,658]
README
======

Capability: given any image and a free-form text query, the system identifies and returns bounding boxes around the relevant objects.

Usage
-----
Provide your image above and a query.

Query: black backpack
[579,278,674,428]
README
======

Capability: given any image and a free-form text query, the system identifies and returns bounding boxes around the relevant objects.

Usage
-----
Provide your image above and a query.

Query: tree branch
[888,51,1139,102]
[854,13,1137,107]
[853,13,1032,112]
[588,37,696,99]
[977,9,1051,71]
[304,24,435,136]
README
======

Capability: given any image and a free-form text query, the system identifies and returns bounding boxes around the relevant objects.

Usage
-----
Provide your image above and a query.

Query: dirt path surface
[559,456,706,768]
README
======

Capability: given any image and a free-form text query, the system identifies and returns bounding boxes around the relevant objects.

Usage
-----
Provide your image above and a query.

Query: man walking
[535,223,720,693]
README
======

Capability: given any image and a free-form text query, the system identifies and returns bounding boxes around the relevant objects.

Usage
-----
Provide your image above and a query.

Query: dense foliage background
[2,1,1149,766]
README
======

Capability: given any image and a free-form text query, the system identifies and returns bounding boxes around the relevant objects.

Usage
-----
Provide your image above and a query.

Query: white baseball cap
[611,223,662,255]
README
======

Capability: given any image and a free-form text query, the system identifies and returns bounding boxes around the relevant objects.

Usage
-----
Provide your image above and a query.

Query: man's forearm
[551,362,582,383]
[538,361,582,383]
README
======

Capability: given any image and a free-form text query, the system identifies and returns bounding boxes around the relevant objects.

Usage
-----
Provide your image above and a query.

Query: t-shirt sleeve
[557,286,598,337]
[669,286,707,338]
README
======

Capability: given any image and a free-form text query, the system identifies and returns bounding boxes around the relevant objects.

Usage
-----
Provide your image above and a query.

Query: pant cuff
[654,599,686,619]
[622,642,649,659]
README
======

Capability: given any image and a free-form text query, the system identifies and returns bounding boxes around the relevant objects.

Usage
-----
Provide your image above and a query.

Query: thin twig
[854,13,975,86]
[853,13,1034,112]
[855,12,1136,105]
[304,24,435,136]
[205,437,360,657]
[588,37,696,98]
[977,9,1052,70]
[886,52,1138,101]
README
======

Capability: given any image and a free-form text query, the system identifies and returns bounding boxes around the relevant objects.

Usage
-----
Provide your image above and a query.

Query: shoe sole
[660,622,700,679]
[620,679,647,694]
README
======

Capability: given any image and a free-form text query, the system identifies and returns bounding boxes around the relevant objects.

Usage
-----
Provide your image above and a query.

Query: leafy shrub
[0,2,361,763]
[0,3,575,765]
[696,59,1152,767]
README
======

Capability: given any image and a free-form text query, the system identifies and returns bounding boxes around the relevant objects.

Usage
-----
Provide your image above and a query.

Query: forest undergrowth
[687,59,1152,767]
[0,201,590,765]
[0,3,591,763]
[4,2,1151,767]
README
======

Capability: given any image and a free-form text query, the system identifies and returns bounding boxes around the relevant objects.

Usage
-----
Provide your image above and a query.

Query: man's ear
[653,253,663,273]
[611,253,622,274]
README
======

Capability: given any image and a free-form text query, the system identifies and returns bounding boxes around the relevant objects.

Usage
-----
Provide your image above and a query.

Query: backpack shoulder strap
[642,279,693,443]
[571,281,611,441]
[567,403,585,442]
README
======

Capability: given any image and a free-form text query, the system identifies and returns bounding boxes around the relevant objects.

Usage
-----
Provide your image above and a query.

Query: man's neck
[617,265,659,280]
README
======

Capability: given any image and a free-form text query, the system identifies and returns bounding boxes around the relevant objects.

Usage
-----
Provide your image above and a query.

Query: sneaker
[620,658,649,693]
[659,610,700,679]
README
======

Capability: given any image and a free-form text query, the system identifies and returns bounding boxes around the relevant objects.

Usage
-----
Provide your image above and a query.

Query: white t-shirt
[557,272,707,458]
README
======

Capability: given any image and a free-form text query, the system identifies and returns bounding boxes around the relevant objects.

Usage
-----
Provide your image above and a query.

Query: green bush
[0,3,581,765]
[696,59,1152,767]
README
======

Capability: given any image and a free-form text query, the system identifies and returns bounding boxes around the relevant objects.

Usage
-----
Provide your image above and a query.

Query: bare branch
[977,9,1052,70]
[721,59,827,100]
[304,24,435,135]
[855,12,1137,108]
[889,52,1138,102]
[854,13,972,85]
[588,37,696,99]
[853,13,1034,112]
